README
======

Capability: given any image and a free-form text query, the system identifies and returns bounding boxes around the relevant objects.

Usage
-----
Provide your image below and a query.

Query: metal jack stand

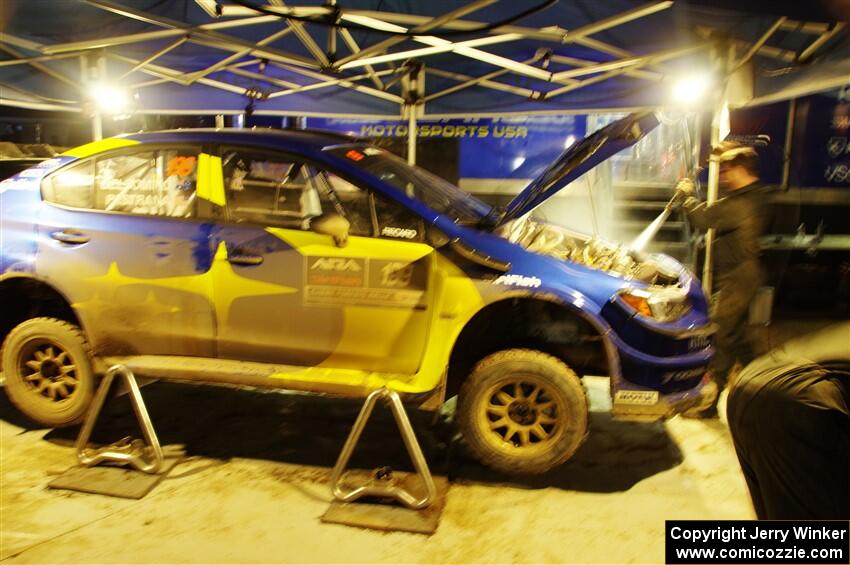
[48,365,183,499]
[76,364,165,473]
[322,388,449,534]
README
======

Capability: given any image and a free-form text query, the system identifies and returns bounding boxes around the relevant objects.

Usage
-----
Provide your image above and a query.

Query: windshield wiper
[477,205,505,230]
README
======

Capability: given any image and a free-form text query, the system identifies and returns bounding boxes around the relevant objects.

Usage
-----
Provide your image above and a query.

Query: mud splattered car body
[0,112,714,473]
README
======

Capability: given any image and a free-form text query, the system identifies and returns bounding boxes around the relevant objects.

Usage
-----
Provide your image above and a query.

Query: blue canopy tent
[1,0,847,121]
[2,0,848,290]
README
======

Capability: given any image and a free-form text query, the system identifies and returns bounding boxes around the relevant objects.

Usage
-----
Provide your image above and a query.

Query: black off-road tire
[2,317,95,427]
[457,349,588,475]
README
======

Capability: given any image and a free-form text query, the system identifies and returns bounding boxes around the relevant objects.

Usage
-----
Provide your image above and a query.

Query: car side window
[311,167,423,242]
[43,148,199,218]
[97,149,197,217]
[312,171,374,237]
[220,148,422,241]
[372,189,424,241]
[42,159,95,209]
[223,149,319,229]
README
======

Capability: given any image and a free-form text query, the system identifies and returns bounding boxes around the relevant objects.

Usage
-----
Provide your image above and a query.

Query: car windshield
[325,144,491,224]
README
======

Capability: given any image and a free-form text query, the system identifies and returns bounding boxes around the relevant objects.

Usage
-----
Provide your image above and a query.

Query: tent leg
[91,112,103,142]
[702,45,732,295]
[407,104,417,166]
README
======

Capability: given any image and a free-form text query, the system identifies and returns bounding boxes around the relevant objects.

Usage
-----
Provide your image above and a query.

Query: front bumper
[611,375,716,421]
[601,301,715,420]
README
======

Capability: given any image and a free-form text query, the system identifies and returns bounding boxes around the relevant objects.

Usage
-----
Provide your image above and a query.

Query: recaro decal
[381,226,418,240]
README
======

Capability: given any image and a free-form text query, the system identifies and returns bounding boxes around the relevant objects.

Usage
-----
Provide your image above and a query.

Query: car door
[211,145,433,374]
[36,146,216,357]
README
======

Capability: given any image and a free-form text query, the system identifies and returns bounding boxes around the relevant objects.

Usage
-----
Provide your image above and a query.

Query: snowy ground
[0,377,754,564]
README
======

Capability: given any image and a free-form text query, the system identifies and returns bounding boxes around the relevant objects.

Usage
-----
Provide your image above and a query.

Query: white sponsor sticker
[493,274,542,288]
[614,390,659,406]
[381,226,418,239]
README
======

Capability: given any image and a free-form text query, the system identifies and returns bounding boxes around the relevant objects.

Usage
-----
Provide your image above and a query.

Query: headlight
[619,287,691,322]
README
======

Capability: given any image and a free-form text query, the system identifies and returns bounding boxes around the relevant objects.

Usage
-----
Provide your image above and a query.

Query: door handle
[227,251,264,265]
[50,230,90,244]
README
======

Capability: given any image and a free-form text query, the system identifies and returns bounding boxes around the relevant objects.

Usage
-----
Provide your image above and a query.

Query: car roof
[122,128,360,153]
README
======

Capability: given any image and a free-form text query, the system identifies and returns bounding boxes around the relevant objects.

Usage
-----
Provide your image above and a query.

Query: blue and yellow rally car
[0,112,714,474]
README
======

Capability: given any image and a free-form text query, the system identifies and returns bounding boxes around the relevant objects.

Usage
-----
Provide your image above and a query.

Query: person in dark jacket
[673,142,770,417]
[726,322,850,519]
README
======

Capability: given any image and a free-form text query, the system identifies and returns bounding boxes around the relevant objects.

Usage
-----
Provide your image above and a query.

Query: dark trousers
[727,363,850,519]
[711,261,762,389]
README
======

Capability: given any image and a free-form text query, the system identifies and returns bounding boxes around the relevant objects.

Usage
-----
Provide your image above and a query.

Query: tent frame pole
[702,43,732,295]
[407,104,417,166]
[185,27,295,84]
[333,0,497,67]
[424,60,542,102]
[266,69,398,100]
[117,37,189,80]
[337,28,384,89]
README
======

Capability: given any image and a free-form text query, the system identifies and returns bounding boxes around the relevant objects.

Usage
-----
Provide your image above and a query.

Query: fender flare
[448,289,622,382]
[0,272,90,338]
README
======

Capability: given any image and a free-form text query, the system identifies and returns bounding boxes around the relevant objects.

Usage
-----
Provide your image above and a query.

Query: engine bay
[496,217,681,286]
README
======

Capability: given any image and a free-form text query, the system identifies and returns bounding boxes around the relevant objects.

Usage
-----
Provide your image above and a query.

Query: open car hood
[492,111,660,228]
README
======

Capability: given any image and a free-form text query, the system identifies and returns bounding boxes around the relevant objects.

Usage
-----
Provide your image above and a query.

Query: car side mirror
[311,212,350,248]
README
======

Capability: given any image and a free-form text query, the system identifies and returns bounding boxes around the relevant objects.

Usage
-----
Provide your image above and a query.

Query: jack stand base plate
[48,455,183,499]
[321,472,449,535]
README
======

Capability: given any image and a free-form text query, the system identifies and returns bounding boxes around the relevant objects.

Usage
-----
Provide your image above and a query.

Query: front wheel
[2,317,95,427]
[457,349,588,475]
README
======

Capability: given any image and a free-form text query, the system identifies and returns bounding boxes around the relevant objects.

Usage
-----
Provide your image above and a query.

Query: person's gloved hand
[668,178,695,210]
[675,178,696,195]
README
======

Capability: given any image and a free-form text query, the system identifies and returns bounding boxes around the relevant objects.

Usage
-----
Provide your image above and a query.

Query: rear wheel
[2,317,95,427]
[457,349,588,474]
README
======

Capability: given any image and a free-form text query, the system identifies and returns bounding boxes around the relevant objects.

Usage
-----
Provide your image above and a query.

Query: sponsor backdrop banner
[796,86,850,188]
[306,116,587,182]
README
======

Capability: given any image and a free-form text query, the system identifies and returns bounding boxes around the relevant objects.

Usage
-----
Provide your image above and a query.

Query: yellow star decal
[73,242,297,324]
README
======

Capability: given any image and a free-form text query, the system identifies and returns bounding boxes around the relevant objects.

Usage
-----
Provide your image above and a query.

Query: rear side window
[42,148,199,218]
[42,160,95,209]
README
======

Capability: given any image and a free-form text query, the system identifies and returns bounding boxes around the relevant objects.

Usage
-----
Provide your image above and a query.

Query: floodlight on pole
[90,82,131,115]
[670,72,712,105]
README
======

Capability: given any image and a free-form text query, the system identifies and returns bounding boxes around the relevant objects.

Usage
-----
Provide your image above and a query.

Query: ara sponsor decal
[614,390,659,406]
[310,257,363,272]
[381,226,418,240]
[493,274,542,288]
[305,256,427,307]
[307,257,365,287]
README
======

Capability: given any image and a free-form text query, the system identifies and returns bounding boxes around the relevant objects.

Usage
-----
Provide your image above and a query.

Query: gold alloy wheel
[18,340,79,402]
[478,378,566,452]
